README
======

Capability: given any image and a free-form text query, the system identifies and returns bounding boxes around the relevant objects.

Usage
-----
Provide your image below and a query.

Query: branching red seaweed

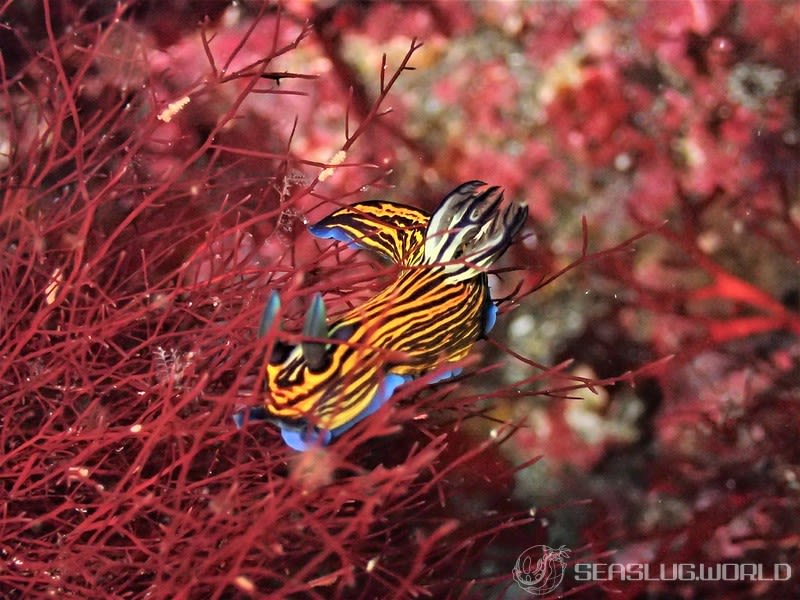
[2,2,798,599]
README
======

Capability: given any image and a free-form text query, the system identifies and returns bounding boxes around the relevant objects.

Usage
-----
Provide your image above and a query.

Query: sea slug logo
[512,545,570,595]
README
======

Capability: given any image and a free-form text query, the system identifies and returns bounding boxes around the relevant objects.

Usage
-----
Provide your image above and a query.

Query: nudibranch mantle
[236,181,527,451]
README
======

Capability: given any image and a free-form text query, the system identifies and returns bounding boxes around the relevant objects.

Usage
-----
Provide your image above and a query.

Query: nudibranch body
[236,181,527,450]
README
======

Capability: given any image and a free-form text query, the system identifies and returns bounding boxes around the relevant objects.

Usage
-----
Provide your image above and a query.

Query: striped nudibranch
[234,181,528,450]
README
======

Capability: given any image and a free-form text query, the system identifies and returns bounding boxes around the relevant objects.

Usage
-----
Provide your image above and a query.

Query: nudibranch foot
[483,302,498,336]
[280,425,332,452]
[232,406,271,429]
[427,366,463,384]
[274,372,413,451]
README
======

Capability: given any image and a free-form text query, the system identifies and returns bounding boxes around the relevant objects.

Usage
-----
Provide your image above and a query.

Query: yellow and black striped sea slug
[235,181,528,450]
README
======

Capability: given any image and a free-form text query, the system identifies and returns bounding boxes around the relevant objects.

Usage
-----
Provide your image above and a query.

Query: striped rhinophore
[237,181,528,451]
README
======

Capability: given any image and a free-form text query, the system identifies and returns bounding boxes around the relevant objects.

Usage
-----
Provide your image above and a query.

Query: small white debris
[366,556,379,573]
[509,314,535,338]
[130,424,142,434]
[68,466,90,479]
[157,96,191,122]
[614,152,632,172]
[728,62,784,108]
[222,3,242,28]
[319,150,347,182]
[45,267,63,305]
[234,575,255,593]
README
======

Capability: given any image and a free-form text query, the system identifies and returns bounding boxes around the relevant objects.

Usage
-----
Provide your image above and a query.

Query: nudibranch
[235,180,527,450]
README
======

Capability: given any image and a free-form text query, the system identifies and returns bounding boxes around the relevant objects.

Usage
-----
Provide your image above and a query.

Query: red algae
[1,2,798,598]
